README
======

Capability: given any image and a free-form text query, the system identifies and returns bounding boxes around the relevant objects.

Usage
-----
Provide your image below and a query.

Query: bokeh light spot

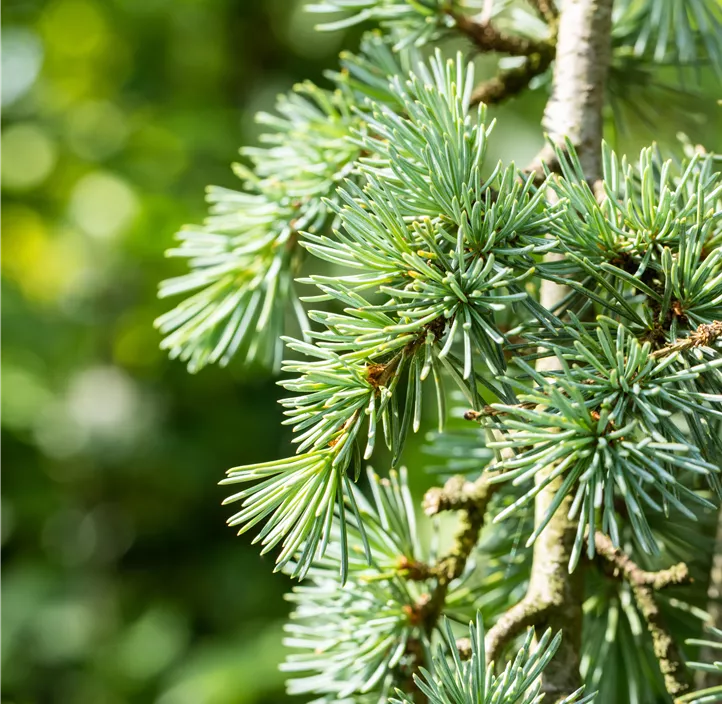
[40,0,108,57]
[1,364,53,431]
[113,312,165,369]
[66,100,129,161]
[1,123,58,191]
[42,507,98,567]
[69,171,139,239]
[2,206,91,303]
[65,366,141,437]
[1,27,44,106]
[115,607,189,681]
[33,598,97,662]
[285,0,343,59]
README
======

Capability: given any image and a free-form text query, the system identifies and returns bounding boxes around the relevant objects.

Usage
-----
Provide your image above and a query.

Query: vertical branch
[523,472,585,699]
[542,0,613,181]
[529,0,614,700]
[421,473,501,628]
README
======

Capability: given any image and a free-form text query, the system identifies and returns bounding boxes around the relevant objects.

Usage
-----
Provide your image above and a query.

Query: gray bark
[532,0,614,699]
[542,0,614,181]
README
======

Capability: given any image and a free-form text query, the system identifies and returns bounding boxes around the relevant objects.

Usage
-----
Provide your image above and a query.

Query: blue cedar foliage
[155,37,415,373]
[158,1,722,701]
[281,468,427,702]
[391,616,593,704]
[220,51,722,584]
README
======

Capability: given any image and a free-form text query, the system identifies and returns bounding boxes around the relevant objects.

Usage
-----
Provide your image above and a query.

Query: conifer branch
[450,11,552,57]
[594,532,690,590]
[525,0,559,22]
[633,583,692,697]
[469,48,555,106]
[651,320,722,359]
[163,5,722,701]
[518,0,615,700]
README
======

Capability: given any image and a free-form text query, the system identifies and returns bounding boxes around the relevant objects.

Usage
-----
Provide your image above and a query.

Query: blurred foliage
[1,1,721,703]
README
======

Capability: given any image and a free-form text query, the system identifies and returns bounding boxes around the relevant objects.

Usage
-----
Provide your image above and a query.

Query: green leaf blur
[2,1,722,704]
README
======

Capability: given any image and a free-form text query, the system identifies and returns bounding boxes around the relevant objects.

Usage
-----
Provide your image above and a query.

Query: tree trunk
[531,0,614,699]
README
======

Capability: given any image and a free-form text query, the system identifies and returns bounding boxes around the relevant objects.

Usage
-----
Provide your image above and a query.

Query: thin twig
[420,472,500,633]
[450,11,551,56]
[651,320,722,359]
[594,533,690,590]
[484,597,552,664]
[470,49,555,106]
[525,0,559,23]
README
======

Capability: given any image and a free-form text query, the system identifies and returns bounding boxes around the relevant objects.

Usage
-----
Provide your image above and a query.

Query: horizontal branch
[423,469,500,516]
[451,12,551,57]
[651,320,722,359]
[594,533,690,590]
[464,402,536,420]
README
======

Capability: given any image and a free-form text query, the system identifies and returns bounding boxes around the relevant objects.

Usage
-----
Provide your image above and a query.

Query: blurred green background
[2,2,721,703]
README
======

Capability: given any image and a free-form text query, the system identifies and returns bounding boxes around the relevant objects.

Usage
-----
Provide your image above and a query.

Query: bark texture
[542,0,614,180]
[529,0,614,699]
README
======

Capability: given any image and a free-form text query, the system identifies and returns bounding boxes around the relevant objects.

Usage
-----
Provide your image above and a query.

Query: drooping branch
[594,532,692,697]
[697,513,722,690]
[396,471,501,697]
[634,585,692,697]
